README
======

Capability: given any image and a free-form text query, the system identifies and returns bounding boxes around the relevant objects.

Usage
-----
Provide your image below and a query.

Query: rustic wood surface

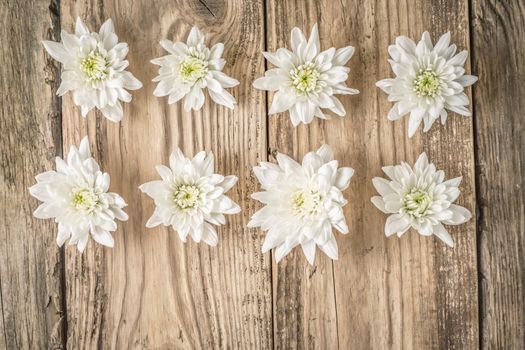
[0,1,65,349]
[0,0,523,349]
[471,0,525,348]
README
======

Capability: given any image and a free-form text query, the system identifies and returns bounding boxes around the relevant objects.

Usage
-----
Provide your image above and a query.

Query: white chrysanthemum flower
[376,32,478,137]
[43,17,142,122]
[248,145,354,265]
[139,149,241,245]
[29,137,128,252]
[253,24,359,126]
[371,152,472,247]
[151,27,239,111]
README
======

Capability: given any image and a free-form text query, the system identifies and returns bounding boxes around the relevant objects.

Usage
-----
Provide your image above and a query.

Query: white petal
[252,77,281,91]
[210,43,224,59]
[269,91,296,114]
[372,177,394,197]
[319,235,338,260]
[56,228,70,247]
[408,109,424,137]
[212,71,239,88]
[121,72,142,90]
[301,241,316,265]
[155,165,173,182]
[433,32,451,55]
[184,86,205,111]
[100,103,123,122]
[218,175,238,192]
[187,26,205,47]
[433,223,454,247]
[75,17,89,36]
[76,234,89,253]
[42,41,70,63]
[456,75,478,87]
[334,167,354,190]
[313,144,332,163]
[202,223,219,246]
[443,204,472,225]
[385,214,410,236]
[371,196,387,213]
[92,230,115,248]
[99,19,115,39]
[276,153,301,174]
[290,27,306,52]
[209,88,236,109]
[328,96,346,116]
[414,152,429,172]
[78,136,91,159]
[333,45,355,66]
[448,50,468,66]
[168,86,190,104]
[145,213,164,228]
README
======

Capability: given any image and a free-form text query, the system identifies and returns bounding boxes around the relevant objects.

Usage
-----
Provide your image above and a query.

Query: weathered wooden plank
[265,3,339,349]
[421,1,478,348]
[0,0,65,349]
[61,0,272,348]
[267,0,478,349]
[470,1,525,348]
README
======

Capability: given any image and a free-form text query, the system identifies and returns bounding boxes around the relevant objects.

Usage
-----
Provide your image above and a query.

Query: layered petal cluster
[371,152,471,247]
[29,137,128,252]
[139,149,240,245]
[253,24,359,126]
[376,32,478,137]
[43,17,142,122]
[151,27,239,111]
[249,145,354,265]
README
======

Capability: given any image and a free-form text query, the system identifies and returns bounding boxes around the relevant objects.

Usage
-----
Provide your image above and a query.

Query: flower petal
[301,240,316,265]
[433,223,454,247]
[269,91,296,114]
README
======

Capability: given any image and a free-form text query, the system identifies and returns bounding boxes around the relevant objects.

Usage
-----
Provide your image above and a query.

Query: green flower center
[290,62,322,95]
[173,184,201,210]
[413,68,441,98]
[81,51,109,82]
[72,188,100,213]
[403,188,431,218]
[179,57,208,84]
[292,190,322,217]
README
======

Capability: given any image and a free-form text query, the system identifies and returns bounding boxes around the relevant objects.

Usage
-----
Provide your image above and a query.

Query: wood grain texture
[265,3,339,349]
[6,0,524,348]
[266,1,478,349]
[0,0,65,349]
[60,0,272,349]
[471,0,525,348]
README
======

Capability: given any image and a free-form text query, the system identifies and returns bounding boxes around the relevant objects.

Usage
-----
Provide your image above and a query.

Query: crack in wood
[197,0,216,17]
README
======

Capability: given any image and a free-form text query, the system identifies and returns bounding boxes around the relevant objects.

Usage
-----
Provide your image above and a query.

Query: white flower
[376,32,478,137]
[253,24,359,126]
[42,17,142,122]
[248,145,354,265]
[139,149,241,245]
[371,152,472,247]
[29,137,128,252]
[151,27,239,111]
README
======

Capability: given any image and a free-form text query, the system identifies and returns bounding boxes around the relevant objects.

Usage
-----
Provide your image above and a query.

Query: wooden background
[1,0,523,349]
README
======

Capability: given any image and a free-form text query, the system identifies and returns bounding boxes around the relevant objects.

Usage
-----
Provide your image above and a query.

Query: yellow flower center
[290,62,322,95]
[413,68,441,98]
[71,188,100,213]
[179,57,208,84]
[81,51,109,82]
[173,184,201,210]
[403,188,431,218]
[292,190,322,217]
